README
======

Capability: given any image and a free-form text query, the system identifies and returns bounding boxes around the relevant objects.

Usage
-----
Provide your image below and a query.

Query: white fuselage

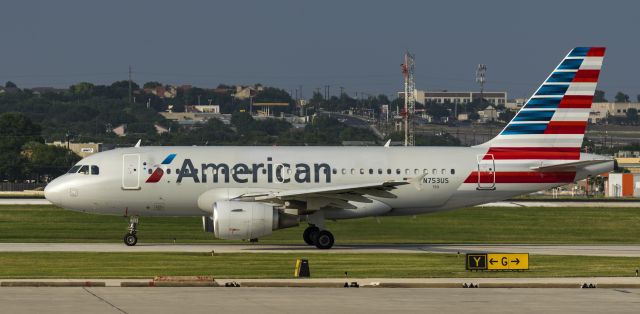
[44,146,613,218]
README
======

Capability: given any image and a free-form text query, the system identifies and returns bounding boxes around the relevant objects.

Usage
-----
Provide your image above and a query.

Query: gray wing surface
[232,181,409,210]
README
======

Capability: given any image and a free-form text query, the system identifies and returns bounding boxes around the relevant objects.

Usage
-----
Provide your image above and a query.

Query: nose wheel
[124,216,139,246]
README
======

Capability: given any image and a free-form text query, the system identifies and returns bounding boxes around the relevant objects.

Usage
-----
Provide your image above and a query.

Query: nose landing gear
[123,216,139,246]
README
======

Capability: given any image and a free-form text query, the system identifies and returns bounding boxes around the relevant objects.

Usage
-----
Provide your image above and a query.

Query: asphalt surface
[2,243,640,256]
[1,287,638,314]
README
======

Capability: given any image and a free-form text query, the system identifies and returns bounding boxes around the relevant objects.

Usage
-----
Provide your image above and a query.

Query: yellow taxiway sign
[466,253,529,271]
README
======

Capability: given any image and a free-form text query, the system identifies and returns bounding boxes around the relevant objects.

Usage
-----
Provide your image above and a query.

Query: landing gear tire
[124,216,139,246]
[313,230,334,250]
[303,226,320,245]
[124,233,138,246]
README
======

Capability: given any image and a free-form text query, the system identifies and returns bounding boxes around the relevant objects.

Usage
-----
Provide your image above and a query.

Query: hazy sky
[1,0,638,100]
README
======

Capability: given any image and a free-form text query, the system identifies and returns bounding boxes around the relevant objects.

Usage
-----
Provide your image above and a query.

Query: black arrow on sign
[511,258,520,265]
[489,258,497,265]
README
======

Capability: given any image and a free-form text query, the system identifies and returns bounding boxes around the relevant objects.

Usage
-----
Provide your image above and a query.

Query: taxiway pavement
[1,243,640,256]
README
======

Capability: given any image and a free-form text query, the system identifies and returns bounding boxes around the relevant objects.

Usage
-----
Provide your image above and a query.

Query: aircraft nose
[44,178,65,205]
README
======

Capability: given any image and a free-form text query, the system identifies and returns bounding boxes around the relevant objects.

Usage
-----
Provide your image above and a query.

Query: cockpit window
[67,165,81,174]
[91,165,99,175]
[78,165,90,175]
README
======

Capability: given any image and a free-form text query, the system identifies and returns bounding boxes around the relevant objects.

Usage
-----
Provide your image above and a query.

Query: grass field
[1,205,639,244]
[0,252,638,279]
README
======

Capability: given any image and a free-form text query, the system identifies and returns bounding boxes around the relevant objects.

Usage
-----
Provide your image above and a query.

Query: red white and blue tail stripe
[484,47,605,160]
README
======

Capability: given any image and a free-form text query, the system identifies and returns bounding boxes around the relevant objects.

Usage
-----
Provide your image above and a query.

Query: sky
[0,0,638,100]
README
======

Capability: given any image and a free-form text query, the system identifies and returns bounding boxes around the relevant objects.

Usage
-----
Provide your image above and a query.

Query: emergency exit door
[122,154,141,190]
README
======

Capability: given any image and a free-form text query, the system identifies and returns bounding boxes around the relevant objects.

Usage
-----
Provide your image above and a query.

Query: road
[2,243,640,257]
[1,287,638,314]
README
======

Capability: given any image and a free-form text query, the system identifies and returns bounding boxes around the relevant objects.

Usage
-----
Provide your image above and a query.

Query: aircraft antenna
[401,51,416,146]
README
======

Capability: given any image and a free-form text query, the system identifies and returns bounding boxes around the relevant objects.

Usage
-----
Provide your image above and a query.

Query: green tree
[22,142,80,181]
[5,81,17,88]
[143,81,162,89]
[70,82,95,95]
[614,92,630,103]
[0,113,43,181]
[594,90,607,102]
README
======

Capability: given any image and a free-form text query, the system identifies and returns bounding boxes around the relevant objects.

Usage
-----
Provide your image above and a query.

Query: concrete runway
[1,287,638,314]
[2,243,640,256]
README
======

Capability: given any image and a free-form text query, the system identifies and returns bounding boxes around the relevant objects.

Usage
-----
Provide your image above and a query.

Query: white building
[412,90,507,107]
[589,102,640,123]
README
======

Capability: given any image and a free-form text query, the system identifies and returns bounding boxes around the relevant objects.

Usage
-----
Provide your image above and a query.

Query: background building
[414,90,507,106]
[589,102,640,123]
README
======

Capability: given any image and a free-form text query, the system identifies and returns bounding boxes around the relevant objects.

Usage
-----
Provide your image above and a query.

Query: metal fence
[0,182,47,191]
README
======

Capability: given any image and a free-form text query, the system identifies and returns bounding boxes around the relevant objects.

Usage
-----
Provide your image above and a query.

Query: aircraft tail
[483,47,606,160]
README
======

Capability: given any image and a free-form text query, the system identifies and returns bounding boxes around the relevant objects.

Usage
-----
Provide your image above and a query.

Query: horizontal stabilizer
[530,159,612,172]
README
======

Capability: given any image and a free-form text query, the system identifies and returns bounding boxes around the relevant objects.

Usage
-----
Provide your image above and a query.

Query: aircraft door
[476,154,496,190]
[122,154,141,190]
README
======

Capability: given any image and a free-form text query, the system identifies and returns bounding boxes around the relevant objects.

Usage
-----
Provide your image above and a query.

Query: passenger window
[350,169,355,175]
[341,169,347,175]
[414,169,419,175]
[441,168,446,174]
[67,165,81,174]
[378,169,383,174]
[423,169,428,174]
[396,169,401,175]
[91,166,99,175]
[78,165,89,175]
[451,169,455,175]
[167,169,172,174]
[332,168,337,175]
[369,169,374,175]
[148,169,153,175]
[176,169,180,174]
[360,169,365,175]
[405,169,410,175]
[387,169,392,174]
[432,169,437,174]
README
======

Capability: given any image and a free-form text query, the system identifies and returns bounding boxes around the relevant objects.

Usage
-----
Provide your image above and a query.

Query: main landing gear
[303,225,334,249]
[123,216,139,246]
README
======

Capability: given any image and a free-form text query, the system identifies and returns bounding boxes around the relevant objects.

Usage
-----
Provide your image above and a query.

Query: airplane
[44,47,613,249]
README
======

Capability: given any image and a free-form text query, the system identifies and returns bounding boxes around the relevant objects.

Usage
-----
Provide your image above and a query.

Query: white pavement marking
[2,243,640,257]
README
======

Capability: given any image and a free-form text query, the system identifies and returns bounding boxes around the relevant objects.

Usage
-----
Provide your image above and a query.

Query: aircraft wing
[530,159,612,172]
[232,181,409,210]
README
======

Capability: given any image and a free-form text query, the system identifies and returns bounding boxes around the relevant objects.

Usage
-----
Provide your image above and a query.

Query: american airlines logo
[176,157,332,184]
[145,153,177,183]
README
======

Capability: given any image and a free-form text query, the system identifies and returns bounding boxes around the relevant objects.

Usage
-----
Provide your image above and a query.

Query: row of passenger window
[149,167,455,176]
[67,165,100,175]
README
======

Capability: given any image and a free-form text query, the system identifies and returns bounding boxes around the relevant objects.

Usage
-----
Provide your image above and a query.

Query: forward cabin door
[476,154,496,190]
[122,154,141,190]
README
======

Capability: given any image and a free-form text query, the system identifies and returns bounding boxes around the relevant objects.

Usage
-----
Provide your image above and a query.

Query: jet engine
[212,201,299,240]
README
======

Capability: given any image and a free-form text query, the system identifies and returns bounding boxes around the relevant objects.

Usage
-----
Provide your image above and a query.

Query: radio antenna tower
[401,51,416,146]
[476,64,487,105]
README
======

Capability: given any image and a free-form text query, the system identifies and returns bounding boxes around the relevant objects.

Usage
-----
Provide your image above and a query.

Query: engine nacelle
[213,201,299,240]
